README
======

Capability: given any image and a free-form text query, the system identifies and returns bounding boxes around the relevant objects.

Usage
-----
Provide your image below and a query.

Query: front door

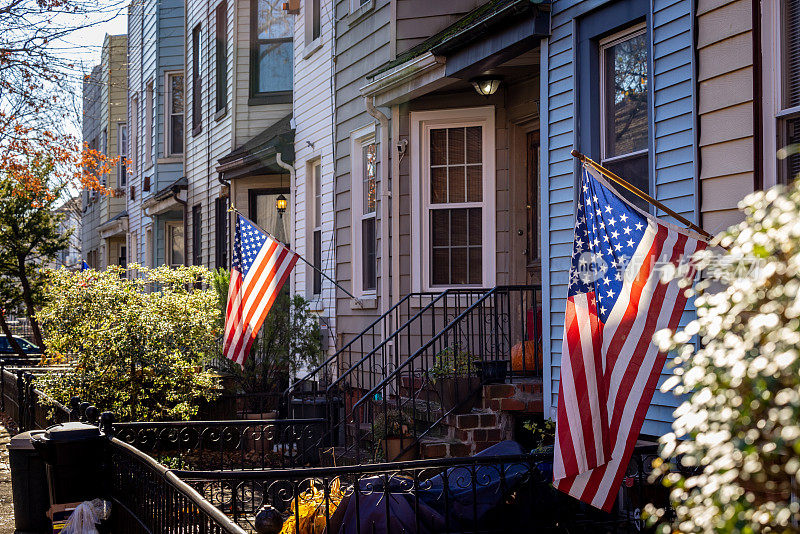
[525,131,541,283]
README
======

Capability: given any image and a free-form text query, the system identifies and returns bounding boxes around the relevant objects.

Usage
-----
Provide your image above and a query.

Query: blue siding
[542,0,697,437]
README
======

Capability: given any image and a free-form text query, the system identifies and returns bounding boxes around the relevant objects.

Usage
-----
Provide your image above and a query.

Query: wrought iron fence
[109,438,246,534]
[111,418,327,470]
[172,447,666,534]
[0,364,72,431]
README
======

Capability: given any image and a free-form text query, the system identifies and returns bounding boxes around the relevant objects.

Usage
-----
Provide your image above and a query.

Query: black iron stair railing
[321,288,492,461]
[352,285,543,463]
[281,292,439,410]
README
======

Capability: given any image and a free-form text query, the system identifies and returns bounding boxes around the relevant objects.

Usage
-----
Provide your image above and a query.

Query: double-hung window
[192,204,202,266]
[131,95,139,174]
[599,24,650,211]
[166,73,184,156]
[250,0,292,103]
[192,25,202,134]
[145,80,154,165]
[309,161,323,296]
[215,1,228,113]
[118,123,127,187]
[166,221,184,267]
[350,128,378,297]
[774,1,800,184]
[305,0,320,44]
[214,197,229,269]
[410,107,495,291]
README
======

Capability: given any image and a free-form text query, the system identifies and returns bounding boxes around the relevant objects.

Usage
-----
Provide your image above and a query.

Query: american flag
[553,164,707,510]
[223,214,299,366]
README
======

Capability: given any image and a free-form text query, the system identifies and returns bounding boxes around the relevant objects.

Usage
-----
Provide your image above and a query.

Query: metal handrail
[110,438,246,533]
[325,288,490,394]
[174,451,551,479]
[283,291,428,399]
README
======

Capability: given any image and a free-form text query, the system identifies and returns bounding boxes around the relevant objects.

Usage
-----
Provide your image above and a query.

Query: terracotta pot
[383,437,419,462]
[439,377,481,414]
[511,340,542,374]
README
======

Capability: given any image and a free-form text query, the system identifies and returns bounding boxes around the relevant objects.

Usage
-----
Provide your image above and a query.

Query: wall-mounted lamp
[471,77,502,97]
[276,194,288,217]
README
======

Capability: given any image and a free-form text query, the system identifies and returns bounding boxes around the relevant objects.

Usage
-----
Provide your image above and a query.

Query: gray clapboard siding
[696,0,754,232]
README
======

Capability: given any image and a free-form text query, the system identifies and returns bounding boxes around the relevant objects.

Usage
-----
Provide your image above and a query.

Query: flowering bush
[646,184,800,532]
[35,265,221,421]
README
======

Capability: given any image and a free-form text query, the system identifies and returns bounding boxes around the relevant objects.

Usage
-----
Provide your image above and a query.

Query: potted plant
[373,409,418,461]
[430,346,481,414]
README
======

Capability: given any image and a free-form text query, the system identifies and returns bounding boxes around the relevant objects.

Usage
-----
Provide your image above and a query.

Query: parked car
[0,336,42,357]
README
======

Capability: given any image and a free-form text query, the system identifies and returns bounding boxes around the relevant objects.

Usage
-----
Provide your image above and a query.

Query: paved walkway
[0,424,13,533]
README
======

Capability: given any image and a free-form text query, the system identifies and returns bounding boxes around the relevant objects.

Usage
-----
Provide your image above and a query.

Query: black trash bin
[8,430,50,533]
[31,422,108,507]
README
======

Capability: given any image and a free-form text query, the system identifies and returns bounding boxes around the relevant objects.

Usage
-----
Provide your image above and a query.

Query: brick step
[483,379,543,414]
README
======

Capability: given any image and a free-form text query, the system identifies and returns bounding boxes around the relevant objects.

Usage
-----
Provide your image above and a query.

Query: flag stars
[635,222,644,231]
[623,226,632,235]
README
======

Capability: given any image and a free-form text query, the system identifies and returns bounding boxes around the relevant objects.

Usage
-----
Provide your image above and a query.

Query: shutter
[788,0,800,107]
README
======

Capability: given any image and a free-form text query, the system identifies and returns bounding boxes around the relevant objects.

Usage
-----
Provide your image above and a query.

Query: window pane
[431,129,446,165]
[450,209,467,246]
[466,126,481,164]
[257,0,292,39]
[604,153,650,212]
[431,168,447,204]
[787,0,800,107]
[170,225,184,265]
[604,32,648,158]
[466,165,482,202]
[313,229,322,294]
[314,163,322,227]
[451,247,468,285]
[171,116,184,154]
[468,247,482,285]
[448,127,464,164]
[171,75,184,114]
[257,41,293,93]
[362,218,376,291]
[468,207,482,246]
[432,248,449,286]
[448,166,465,203]
[363,143,377,214]
[431,210,449,247]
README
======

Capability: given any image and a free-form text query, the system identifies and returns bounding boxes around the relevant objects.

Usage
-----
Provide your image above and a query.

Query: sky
[52,6,129,134]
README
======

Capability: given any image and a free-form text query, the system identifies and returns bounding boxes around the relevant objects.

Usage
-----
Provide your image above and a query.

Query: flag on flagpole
[553,164,707,511]
[223,214,299,366]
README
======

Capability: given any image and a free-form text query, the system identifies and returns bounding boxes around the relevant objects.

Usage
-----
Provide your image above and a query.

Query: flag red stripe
[229,247,291,362]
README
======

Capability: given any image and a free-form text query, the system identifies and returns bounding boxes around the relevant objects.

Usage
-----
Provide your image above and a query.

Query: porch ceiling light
[471,77,502,97]
[276,194,288,217]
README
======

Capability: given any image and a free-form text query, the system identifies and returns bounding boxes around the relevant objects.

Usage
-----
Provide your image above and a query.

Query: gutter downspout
[365,96,391,316]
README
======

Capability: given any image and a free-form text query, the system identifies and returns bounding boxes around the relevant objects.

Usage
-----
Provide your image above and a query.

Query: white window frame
[762,0,797,188]
[350,124,378,298]
[165,221,184,267]
[598,23,649,170]
[306,158,323,298]
[145,79,154,166]
[304,0,321,49]
[165,71,185,157]
[410,106,496,292]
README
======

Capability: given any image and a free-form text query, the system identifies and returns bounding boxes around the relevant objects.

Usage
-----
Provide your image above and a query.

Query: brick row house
[79,0,797,460]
